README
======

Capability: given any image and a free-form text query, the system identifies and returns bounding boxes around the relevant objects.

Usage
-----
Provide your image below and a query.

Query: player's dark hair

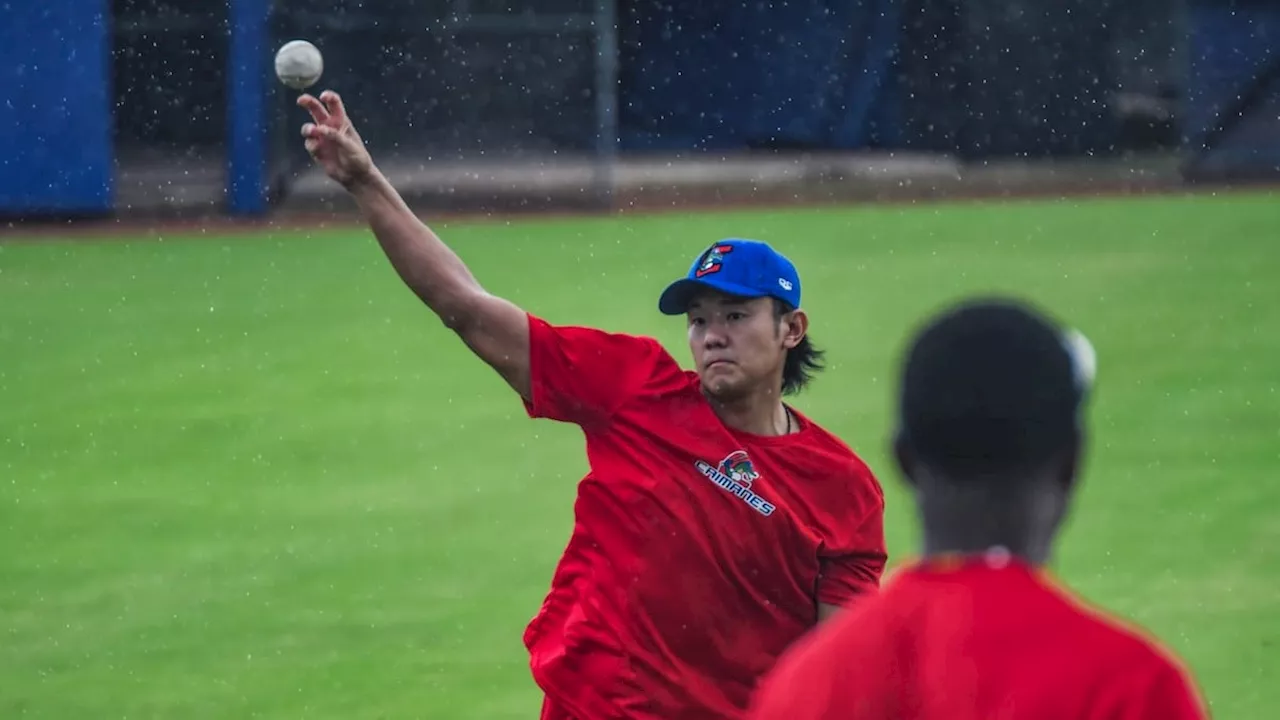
[897,298,1085,482]
[774,299,825,395]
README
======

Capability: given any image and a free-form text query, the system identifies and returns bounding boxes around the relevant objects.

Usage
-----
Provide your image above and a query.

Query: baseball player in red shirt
[298,91,887,719]
[748,298,1210,720]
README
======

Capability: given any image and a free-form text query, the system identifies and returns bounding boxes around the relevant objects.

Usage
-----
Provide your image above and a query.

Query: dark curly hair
[774,299,825,395]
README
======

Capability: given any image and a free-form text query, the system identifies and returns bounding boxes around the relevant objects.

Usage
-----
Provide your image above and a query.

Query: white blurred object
[1062,328,1097,391]
[274,40,324,90]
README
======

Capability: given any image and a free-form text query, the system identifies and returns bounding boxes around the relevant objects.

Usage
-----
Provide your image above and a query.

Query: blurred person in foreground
[296,91,886,719]
[747,298,1210,720]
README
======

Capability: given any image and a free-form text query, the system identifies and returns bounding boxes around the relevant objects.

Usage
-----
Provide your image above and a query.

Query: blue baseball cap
[658,239,801,315]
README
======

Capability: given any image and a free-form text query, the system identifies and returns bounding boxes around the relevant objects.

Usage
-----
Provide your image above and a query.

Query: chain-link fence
[9,0,1272,217]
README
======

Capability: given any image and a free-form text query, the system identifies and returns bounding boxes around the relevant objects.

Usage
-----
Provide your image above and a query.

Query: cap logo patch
[695,244,734,278]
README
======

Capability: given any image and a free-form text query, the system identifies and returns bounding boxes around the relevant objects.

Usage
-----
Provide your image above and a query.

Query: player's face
[687,292,798,400]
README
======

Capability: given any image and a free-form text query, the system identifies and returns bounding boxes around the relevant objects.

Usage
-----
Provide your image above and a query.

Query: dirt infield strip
[2,177,1275,243]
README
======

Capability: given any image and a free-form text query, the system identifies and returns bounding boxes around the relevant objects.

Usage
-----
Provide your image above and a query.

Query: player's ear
[892,429,919,490]
[781,308,808,350]
[1056,428,1084,493]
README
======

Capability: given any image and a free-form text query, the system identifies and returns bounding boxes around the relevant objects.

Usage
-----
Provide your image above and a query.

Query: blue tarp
[1184,1,1280,178]
[617,0,901,151]
[0,0,112,214]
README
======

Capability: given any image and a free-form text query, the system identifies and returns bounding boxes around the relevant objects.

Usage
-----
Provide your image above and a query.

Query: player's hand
[298,90,374,190]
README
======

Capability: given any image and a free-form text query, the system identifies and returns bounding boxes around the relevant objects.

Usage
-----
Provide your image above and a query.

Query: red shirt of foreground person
[749,300,1210,720]
[525,240,886,719]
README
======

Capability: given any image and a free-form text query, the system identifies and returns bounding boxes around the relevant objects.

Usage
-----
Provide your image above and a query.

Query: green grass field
[2,193,1278,718]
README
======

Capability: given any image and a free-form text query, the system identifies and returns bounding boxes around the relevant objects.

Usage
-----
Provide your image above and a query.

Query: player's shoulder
[793,411,871,461]
[754,574,929,718]
[529,313,664,349]
[531,314,682,370]
[1047,577,1199,678]
[749,605,876,720]
[749,591,908,720]
[792,412,884,493]
[782,580,901,661]
[1100,614,1198,681]
[1073,607,1209,717]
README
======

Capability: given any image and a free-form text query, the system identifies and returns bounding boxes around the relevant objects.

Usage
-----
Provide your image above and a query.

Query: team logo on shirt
[694,244,734,278]
[695,450,776,517]
[719,450,759,486]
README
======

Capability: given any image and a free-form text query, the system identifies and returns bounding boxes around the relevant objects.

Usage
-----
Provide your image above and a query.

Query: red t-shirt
[747,554,1210,720]
[520,315,887,720]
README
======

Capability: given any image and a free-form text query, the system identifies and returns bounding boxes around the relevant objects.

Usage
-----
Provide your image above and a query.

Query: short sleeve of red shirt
[523,313,674,428]
[814,464,887,607]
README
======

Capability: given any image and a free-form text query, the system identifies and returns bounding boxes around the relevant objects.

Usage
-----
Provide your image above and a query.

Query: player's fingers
[304,138,320,156]
[301,122,341,140]
[297,94,330,124]
[319,90,348,123]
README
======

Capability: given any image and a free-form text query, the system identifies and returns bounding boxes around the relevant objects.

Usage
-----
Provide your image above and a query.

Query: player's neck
[917,487,1057,567]
[920,531,1050,567]
[709,389,791,437]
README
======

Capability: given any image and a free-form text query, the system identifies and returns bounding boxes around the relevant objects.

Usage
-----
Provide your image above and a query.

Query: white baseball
[1062,328,1097,390]
[274,40,324,90]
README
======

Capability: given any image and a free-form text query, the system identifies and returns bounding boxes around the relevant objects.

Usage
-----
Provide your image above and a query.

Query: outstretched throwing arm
[298,91,531,399]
